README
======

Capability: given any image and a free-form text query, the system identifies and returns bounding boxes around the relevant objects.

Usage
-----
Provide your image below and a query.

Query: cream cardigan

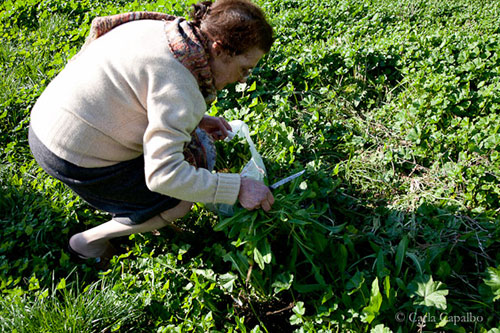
[30,20,240,205]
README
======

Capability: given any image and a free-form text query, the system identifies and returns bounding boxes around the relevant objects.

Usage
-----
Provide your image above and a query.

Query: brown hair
[190,0,274,55]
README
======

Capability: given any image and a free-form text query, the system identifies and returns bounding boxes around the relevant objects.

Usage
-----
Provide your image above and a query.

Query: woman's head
[190,0,274,56]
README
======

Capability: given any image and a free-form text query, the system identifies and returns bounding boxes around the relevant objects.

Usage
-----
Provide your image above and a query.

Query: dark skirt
[28,127,180,225]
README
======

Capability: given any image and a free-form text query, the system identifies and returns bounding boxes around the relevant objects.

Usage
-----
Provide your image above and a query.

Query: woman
[29,0,275,261]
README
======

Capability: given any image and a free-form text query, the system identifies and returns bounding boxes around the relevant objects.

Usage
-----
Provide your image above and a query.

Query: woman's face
[209,43,264,90]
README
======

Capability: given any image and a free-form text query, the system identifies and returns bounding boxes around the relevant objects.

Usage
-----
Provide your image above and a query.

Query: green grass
[1,0,499,331]
[0,273,142,332]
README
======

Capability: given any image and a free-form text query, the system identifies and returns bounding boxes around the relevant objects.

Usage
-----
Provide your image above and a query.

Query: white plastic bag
[226,120,267,181]
[209,120,267,216]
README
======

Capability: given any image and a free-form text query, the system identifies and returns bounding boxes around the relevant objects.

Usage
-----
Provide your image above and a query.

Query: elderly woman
[29,0,275,261]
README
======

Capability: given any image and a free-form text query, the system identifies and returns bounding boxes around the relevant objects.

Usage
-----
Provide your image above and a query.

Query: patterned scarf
[83,12,217,104]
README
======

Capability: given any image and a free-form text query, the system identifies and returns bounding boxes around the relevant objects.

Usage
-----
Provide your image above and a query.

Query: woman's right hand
[238,177,275,212]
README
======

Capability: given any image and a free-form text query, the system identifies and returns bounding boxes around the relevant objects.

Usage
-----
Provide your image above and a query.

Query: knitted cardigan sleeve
[142,75,241,204]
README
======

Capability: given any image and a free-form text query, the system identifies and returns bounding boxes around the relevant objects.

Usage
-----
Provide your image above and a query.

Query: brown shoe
[67,240,117,271]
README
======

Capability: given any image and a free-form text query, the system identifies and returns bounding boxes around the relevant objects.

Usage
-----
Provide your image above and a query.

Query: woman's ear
[211,40,226,58]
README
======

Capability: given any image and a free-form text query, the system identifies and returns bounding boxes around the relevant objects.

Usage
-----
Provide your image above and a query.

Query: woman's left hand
[198,115,232,141]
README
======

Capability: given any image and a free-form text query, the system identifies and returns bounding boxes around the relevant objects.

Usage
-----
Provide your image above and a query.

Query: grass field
[1,0,499,331]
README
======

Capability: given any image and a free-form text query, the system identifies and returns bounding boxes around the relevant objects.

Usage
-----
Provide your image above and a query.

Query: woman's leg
[69,201,193,258]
